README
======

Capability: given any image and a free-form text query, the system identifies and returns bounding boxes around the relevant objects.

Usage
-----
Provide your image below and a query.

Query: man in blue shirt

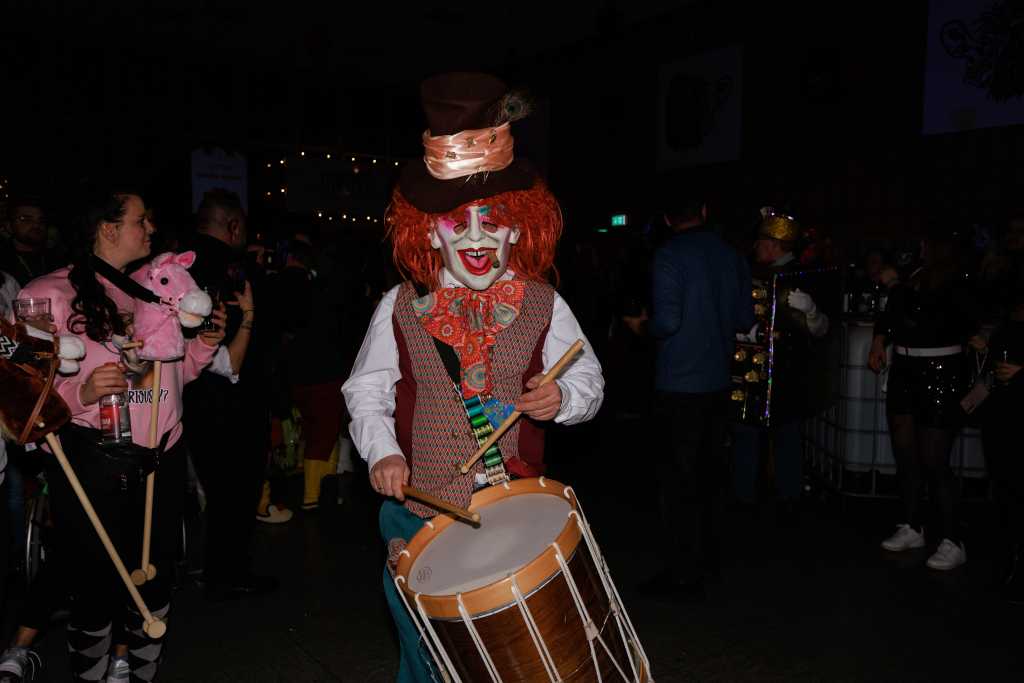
[624,181,754,601]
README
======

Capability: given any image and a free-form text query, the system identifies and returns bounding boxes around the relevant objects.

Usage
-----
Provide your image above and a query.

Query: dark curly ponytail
[61,181,135,342]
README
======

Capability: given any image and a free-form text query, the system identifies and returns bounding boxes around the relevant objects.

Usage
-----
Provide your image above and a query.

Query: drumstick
[460,339,585,475]
[133,359,161,586]
[401,485,480,522]
[42,429,167,638]
[120,341,144,349]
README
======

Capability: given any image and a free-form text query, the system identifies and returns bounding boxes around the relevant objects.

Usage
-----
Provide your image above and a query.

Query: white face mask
[428,203,520,290]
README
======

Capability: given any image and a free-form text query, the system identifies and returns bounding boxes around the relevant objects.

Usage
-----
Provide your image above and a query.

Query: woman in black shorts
[867,214,979,570]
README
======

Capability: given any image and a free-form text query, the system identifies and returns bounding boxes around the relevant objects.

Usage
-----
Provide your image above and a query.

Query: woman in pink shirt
[12,182,224,683]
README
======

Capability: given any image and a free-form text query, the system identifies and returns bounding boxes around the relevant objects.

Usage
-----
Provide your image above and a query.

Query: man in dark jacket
[624,181,754,602]
[178,195,310,599]
[1,197,54,287]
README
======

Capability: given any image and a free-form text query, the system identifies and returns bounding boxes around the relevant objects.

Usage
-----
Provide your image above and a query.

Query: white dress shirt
[206,345,240,384]
[342,269,604,473]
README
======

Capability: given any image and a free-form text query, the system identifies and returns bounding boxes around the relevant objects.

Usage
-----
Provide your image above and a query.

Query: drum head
[409,492,572,596]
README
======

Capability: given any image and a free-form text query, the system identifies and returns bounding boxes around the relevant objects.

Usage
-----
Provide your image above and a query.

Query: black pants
[46,437,185,681]
[652,388,729,582]
[185,410,269,584]
[17,535,71,631]
[983,393,1024,540]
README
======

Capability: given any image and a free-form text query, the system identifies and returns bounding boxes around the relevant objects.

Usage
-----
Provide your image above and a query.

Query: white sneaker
[256,504,293,523]
[926,539,967,570]
[0,645,40,682]
[881,524,926,551]
[105,656,130,683]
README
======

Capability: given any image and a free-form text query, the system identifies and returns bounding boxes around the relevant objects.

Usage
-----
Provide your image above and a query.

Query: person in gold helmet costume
[730,210,829,521]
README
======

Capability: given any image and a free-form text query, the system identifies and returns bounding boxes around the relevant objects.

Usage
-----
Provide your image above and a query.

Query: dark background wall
[0,26,423,234]
[3,0,1021,259]
[494,0,1023,260]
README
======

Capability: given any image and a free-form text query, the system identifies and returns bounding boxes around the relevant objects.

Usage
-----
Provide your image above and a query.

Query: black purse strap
[91,256,162,305]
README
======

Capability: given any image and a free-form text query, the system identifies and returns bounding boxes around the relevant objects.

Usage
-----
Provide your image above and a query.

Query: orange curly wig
[386,178,562,290]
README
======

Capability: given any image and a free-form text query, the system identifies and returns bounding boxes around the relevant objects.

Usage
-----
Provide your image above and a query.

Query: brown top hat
[399,72,538,214]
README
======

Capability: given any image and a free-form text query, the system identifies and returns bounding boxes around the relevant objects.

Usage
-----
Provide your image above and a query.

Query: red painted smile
[458,248,496,276]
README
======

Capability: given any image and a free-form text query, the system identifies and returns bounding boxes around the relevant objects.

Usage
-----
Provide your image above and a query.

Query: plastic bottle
[99,362,132,446]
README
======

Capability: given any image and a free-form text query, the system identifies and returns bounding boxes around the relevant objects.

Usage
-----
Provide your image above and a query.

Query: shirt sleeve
[205,345,239,384]
[807,312,829,337]
[341,286,403,472]
[647,247,685,339]
[547,292,604,425]
[0,274,19,319]
[182,335,218,384]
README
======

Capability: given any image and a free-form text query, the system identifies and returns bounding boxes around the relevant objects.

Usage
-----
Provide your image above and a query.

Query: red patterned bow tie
[412,280,525,398]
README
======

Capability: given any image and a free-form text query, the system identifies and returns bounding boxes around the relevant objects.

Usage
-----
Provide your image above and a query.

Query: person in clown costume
[341,72,604,682]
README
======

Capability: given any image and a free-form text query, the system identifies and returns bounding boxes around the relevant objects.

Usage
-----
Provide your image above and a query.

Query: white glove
[788,289,817,317]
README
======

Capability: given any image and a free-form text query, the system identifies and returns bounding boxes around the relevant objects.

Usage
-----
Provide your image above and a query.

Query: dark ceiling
[6,0,699,86]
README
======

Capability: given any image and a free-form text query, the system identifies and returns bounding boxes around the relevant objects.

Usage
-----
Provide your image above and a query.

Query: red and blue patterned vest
[392,278,553,519]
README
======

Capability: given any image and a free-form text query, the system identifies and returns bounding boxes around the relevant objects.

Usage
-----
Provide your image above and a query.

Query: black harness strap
[412,281,461,386]
[91,256,162,305]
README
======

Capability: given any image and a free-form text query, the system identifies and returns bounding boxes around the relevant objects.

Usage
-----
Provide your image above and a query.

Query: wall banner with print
[923,0,1024,135]
[656,43,743,169]
[191,148,247,214]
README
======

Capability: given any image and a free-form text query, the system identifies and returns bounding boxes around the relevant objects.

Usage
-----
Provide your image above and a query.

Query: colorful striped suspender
[461,394,509,486]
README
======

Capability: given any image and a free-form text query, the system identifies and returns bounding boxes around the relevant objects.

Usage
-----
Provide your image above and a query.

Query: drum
[395,477,652,683]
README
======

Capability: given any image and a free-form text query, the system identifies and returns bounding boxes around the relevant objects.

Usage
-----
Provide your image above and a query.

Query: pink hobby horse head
[130,252,212,361]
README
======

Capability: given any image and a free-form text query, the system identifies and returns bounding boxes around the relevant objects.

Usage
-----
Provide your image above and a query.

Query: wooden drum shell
[396,479,641,683]
[433,543,631,682]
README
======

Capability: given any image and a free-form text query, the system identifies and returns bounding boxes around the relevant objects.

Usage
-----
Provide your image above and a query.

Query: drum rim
[396,477,583,619]
[419,546,580,622]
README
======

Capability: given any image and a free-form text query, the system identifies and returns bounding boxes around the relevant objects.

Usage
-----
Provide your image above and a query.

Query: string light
[394,162,398,166]
[279,159,284,164]
[280,188,285,193]
[352,218,355,221]
[327,154,330,158]
[301,152,305,156]
[372,159,376,163]
[328,216,332,220]
[374,219,378,223]
[351,157,354,161]
[267,192,271,195]
[343,215,346,218]
[366,216,370,220]
[318,212,322,217]
[267,163,271,167]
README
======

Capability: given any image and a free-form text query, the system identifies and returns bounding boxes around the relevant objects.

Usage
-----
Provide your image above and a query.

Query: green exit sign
[611,214,627,226]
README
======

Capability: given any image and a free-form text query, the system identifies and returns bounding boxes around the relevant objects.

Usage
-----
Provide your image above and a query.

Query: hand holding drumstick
[370,454,410,500]
[367,458,478,521]
[461,340,585,474]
